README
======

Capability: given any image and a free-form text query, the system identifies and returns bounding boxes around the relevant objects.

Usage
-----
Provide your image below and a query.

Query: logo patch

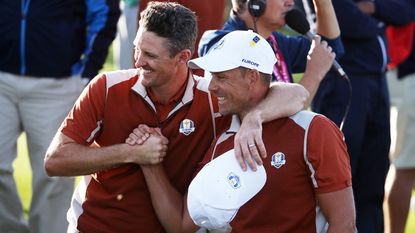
[271,152,286,169]
[227,172,241,189]
[179,119,195,136]
[212,38,225,51]
[250,35,260,47]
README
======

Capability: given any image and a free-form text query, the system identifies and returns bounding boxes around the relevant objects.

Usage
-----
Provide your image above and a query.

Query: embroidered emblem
[271,152,286,169]
[212,38,225,51]
[250,35,260,47]
[227,172,241,189]
[179,119,195,136]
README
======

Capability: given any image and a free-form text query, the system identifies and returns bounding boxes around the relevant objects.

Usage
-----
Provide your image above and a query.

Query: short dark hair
[139,2,197,57]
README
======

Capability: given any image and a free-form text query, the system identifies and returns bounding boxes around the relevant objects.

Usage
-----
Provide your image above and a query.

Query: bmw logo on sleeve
[179,119,195,136]
[271,152,286,169]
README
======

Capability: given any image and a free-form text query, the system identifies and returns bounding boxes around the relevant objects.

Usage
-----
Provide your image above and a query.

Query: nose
[134,49,146,68]
[285,0,294,7]
[208,75,218,92]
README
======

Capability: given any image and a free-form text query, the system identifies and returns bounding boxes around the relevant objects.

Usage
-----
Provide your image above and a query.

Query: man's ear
[176,49,192,64]
[248,69,261,87]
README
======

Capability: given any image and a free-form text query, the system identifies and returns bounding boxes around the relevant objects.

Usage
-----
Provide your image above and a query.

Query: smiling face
[208,67,252,116]
[134,28,181,89]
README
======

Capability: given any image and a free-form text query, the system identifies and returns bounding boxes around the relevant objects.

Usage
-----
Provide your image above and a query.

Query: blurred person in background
[114,0,139,69]
[198,0,344,108]
[384,6,415,232]
[0,1,120,232]
[296,0,415,232]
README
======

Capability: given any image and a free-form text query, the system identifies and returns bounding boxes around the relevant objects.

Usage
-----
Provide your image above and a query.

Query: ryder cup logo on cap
[187,149,267,230]
[188,30,276,75]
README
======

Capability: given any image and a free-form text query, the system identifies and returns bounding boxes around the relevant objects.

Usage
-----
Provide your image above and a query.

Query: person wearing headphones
[199,0,342,108]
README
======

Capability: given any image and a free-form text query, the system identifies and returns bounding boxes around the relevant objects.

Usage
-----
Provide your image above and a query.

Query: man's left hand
[234,111,267,171]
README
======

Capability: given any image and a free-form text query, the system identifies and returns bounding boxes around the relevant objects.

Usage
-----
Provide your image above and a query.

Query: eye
[216,74,229,83]
[145,52,157,59]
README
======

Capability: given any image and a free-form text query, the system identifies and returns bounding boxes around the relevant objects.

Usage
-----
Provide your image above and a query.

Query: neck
[149,67,189,104]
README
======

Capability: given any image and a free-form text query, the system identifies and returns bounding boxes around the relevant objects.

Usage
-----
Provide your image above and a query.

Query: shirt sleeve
[306,115,352,194]
[74,0,121,79]
[60,73,107,145]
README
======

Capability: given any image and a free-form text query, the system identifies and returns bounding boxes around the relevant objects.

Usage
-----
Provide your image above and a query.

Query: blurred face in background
[258,0,294,30]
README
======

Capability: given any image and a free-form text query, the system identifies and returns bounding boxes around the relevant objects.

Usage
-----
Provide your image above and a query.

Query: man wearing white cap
[138,30,356,233]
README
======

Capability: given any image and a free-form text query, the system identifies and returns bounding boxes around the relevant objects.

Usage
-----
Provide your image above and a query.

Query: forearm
[327,224,357,233]
[318,187,357,233]
[314,0,340,38]
[299,35,335,108]
[255,82,308,123]
[44,133,166,176]
[141,166,197,233]
[299,71,320,108]
[45,139,131,176]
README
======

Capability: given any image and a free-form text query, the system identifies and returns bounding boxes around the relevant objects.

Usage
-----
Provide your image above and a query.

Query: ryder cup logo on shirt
[179,119,195,136]
[227,172,241,189]
[271,152,286,169]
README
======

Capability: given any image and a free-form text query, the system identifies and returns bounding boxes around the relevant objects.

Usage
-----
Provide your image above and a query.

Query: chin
[218,108,233,117]
[140,73,154,84]
[140,78,153,88]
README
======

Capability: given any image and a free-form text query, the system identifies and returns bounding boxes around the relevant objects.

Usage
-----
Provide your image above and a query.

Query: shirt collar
[226,115,241,134]
[131,70,195,114]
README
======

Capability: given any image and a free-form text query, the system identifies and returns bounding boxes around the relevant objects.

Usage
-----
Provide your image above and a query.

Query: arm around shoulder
[259,82,308,122]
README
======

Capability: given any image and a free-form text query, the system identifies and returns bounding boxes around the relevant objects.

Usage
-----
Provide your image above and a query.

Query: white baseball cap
[187,149,267,230]
[188,30,276,75]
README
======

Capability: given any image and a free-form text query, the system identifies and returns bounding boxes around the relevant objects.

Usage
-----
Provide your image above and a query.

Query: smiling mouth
[141,68,153,75]
[217,96,226,104]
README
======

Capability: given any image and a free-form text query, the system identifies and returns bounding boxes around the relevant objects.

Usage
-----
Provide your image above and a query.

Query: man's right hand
[125,124,169,165]
[126,124,163,145]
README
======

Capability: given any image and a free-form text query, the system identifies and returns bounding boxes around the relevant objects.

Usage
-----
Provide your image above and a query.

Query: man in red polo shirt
[137,30,356,232]
[43,2,306,232]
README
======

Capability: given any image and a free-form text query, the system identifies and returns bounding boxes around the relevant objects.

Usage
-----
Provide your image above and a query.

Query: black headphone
[247,0,267,18]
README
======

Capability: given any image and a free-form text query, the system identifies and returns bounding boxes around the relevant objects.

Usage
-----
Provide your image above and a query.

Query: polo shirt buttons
[116,194,123,201]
